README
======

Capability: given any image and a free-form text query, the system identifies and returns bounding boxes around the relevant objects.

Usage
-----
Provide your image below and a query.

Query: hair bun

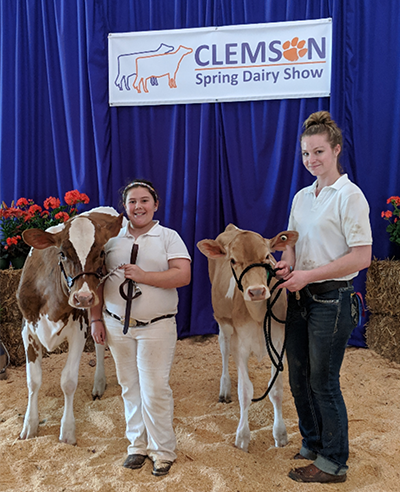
[303,110,334,130]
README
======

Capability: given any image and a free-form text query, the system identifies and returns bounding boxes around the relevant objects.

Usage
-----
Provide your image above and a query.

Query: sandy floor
[1,334,399,492]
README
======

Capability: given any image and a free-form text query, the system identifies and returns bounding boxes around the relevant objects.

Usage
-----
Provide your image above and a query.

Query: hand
[91,321,106,345]
[120,263,146,283]
[274,260,293,279]
[278,270,310,292]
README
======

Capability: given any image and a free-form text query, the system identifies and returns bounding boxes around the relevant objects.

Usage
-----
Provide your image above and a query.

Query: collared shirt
[288,174,372,282]
[103,221,191,321]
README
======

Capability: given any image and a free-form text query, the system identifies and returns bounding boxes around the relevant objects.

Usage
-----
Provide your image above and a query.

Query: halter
[230,255,287,403]
[58,259,106,292]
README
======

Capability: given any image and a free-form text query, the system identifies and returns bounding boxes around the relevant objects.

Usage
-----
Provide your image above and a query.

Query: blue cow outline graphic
[114,43,174,91]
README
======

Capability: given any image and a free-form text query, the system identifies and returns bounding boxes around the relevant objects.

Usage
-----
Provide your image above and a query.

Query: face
[124,187,158,231]
[301,134,341,179]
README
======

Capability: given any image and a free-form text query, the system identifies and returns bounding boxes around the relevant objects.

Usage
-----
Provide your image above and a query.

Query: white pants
[104,313,177,461]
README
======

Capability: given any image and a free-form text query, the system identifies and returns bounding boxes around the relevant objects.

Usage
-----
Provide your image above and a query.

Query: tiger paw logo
[283,37,308,62]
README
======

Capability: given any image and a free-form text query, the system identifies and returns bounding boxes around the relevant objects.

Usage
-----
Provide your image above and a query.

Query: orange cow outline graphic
[133,45,193,94]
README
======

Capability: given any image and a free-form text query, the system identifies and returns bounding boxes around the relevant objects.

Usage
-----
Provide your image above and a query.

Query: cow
[114,43,174,91]
[133,45,193,94]
[16,207,123,445]
[197,224,298,452]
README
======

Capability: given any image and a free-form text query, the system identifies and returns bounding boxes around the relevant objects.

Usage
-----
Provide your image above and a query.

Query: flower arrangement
[382,196,400,245]
[0,190,89,265]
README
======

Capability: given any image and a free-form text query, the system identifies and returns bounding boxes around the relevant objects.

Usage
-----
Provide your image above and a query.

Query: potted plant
[366,195,400,363]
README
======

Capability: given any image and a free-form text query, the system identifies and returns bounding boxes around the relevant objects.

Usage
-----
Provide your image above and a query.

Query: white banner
[108,18,332,106]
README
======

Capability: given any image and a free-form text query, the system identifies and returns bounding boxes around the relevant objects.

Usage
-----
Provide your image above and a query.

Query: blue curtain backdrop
[1,0,400,346]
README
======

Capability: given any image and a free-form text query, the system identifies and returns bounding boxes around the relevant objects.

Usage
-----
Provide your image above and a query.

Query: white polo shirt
[103,221,191,321]
[288,174,372,282]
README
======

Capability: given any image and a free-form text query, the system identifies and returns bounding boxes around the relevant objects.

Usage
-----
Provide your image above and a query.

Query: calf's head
[198,224,298,302]
[22,212,123,308]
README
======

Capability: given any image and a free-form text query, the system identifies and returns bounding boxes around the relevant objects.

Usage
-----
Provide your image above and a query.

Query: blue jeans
[285,285,356,476]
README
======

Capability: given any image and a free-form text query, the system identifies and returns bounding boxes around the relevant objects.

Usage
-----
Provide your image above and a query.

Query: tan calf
[197,224,298,451]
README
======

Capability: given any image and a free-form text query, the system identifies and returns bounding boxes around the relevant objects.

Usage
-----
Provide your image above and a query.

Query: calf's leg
[269,323,288,447]
[218,324,232,403]
[233,343,252,452]
[59,326,86,444]
[20,322,43,440]
[92,342,106,399]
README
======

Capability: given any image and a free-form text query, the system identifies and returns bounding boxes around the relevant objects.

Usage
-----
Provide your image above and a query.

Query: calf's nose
[248,287,267,300]
[73,291,94,307]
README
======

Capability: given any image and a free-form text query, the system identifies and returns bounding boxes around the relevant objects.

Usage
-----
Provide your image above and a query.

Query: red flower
[6,237,18,246]
[387,196,400,206]
[43,196,61,210]
[64,190,90,206]
[16,197,30,207]
[382,210,393,218]
[55,211,70,222]
[28,204,42,214]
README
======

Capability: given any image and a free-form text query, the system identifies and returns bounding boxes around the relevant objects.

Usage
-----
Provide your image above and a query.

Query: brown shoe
[288,463,347,483]
[293,452,310,460]
[123,454,147,469]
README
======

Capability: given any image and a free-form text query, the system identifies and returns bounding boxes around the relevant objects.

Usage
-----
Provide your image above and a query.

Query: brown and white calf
[197,224,298,452]
[16,207,123,444]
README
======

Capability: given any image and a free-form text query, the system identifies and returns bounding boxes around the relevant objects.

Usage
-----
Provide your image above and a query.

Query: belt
[306,280,352,296]
[105,309,174,328]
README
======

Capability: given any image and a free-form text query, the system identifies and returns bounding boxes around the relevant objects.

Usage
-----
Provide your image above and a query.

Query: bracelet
[91,319,103,324]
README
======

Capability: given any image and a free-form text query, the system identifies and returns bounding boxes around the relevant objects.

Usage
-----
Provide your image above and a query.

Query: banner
[108,18,332,106]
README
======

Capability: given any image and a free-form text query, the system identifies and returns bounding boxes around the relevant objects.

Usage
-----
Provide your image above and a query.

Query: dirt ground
[1,334,400,492]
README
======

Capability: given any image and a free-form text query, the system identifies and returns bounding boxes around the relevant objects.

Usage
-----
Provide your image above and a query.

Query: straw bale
[366,313,400,363]
[0,269,95,367]
[365,258,400,315]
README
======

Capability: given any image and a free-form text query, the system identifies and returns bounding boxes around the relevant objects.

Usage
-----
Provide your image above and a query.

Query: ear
[22,229,59,250]
[269,231,299,252]
[225,223,239,232]
[197,239,227,259]
[103,213,124,241]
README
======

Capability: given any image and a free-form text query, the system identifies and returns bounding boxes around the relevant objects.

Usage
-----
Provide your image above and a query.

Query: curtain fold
[1,0,400,345]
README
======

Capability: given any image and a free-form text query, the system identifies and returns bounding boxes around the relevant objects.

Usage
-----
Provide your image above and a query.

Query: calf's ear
[269,230,299,251]
[197,239,227,259]
[22,229,59,249]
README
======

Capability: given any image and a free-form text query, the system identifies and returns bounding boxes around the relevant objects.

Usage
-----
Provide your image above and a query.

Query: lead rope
[230,259,288,402]
[252,275,286,402]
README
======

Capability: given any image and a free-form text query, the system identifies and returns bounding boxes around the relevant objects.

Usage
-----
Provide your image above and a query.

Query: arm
[120,257,191,289]
[90,280,106,345]
[279,245,372,292]
[275,245,296,278]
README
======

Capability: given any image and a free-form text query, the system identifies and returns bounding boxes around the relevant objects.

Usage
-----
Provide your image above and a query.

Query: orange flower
[382,210,393,218]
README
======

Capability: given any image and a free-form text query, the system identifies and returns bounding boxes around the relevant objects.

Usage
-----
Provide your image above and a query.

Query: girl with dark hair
[276,111,372,483]
[91,179,191,477]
